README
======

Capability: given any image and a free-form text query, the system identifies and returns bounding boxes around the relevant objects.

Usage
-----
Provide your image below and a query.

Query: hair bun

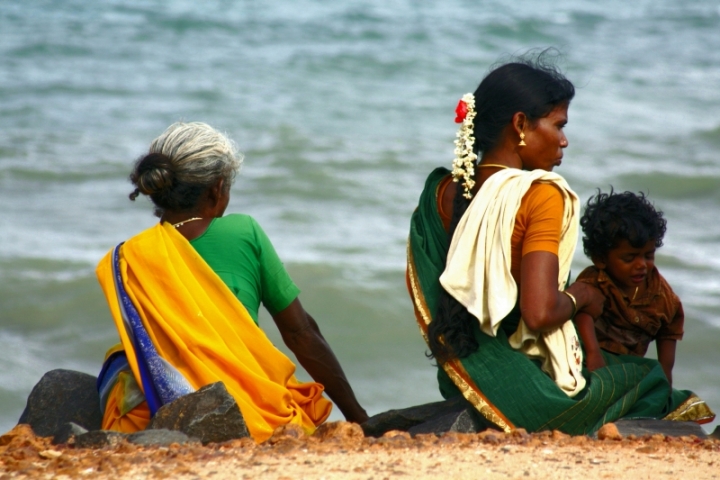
[130,152,175,197]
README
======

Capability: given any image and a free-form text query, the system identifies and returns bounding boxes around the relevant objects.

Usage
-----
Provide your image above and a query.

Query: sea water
[1,0,720,433]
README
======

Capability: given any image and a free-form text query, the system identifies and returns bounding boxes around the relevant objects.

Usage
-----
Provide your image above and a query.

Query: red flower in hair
[454,100,468,123]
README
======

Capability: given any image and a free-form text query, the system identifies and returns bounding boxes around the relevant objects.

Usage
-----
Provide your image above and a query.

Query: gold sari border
[406,241,515,433]
[662,393,716,424]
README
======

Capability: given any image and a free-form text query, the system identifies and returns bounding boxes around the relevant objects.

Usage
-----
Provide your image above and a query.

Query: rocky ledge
[18,369,251,448]
[14,369,718,449]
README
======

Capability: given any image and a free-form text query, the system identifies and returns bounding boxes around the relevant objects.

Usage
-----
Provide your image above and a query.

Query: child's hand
[585,351,606,372]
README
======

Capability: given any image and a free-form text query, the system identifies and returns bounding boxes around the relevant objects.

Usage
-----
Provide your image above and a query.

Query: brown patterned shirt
[575,266,684,357]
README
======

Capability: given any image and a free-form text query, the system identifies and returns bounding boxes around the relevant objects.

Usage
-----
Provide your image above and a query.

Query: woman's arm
[272,298,369,424]
[520,251,605,332]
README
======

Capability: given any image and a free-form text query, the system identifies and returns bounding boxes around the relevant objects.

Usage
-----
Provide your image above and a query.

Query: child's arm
[655,288,683,389]
[573,311,606,372]
[656,339,676,388]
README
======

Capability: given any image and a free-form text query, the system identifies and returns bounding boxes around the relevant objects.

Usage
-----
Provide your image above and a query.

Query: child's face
[593,239,656,294]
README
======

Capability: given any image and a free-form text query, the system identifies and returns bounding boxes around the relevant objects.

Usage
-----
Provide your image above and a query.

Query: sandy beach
[2,422,719,480]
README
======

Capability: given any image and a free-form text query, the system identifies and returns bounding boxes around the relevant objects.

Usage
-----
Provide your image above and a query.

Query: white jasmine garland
[451,93,478,199]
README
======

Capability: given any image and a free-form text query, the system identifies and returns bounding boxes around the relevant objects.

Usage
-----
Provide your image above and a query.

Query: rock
[381,430,411,440]
[597,419,708,439]
[438,431,462,444]
[649,433,666,443]
[147,382,249,445]
[597,423,622,441]
[38,449,62,459]
[51,422,89,445]
[0,424,41,448]
[271,437,305,453]
[407,408,490,436]
[361,396,475,437]
[479,432,501,444]
[569,435,589,445]
[524,438,543,447]
[127,429,199,447]
[510,428,530,439]
[377,429,412,447]
[413,433,438,445]
[710,426,720,441]
[18,369,103,437]
[75,430,127,449]
[268,423,306,443]
[218,437,256,450]
[313,421,364,445]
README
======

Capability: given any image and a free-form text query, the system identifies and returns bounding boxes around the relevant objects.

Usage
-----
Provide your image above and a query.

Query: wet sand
[2,422,719,479]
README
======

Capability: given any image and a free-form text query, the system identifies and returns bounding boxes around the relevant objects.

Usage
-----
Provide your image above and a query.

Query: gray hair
[129,122,244,216]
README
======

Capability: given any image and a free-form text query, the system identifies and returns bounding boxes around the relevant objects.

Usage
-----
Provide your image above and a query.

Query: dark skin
[579,239,676,386]
[573,312,606,372]
[656,339,676,387]
[162,180,369,424]
[441,104,605,332]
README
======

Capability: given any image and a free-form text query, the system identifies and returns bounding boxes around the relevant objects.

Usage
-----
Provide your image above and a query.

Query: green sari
[407,167,714,434]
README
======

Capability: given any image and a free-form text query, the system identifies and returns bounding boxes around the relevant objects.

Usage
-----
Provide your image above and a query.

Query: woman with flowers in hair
[96,122,368,443]
[406,54,714,434]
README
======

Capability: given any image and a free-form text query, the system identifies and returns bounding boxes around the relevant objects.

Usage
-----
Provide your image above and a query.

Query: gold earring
[518,132,526,147]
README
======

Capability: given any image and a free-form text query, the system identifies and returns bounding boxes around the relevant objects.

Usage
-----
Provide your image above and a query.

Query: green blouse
[190,214,300,324]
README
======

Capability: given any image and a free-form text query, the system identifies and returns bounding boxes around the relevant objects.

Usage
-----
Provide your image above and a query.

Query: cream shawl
[439,168,586,397]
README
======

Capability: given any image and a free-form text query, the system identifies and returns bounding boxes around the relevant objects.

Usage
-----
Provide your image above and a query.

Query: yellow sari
[96,222,332,443]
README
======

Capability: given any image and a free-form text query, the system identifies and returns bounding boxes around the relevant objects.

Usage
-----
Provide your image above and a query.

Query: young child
[574,190,683,387]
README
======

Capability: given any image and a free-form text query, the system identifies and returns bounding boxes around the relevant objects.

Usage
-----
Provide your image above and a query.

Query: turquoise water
[2,1,720,433]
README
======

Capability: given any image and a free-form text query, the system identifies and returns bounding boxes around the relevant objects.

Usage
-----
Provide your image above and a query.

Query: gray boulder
[408,408,490,436]
[75,430,127,449]
[607,418,708,439]
[18,369,102,437]
[127,429,200,446]
[147,382,250,444]
[52,422,89,445]
[361,396,494,437]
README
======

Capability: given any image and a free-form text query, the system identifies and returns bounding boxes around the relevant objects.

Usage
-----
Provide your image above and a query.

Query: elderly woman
[96,122,368,443]
[406,56,714,434]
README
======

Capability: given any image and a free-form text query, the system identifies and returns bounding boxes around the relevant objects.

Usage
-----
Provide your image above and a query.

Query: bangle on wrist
[562,290,578,319]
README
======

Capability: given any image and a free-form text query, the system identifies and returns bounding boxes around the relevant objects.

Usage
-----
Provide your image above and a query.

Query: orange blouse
[437,175,564,285]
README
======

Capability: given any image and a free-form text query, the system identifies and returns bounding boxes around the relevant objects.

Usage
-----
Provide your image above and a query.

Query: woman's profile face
[519,103,569,172]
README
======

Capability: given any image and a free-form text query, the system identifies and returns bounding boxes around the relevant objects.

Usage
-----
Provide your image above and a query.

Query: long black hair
[427,51,576,363]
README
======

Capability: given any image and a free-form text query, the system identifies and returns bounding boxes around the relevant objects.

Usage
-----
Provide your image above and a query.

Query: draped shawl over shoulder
[407,167,714,434]
[440,168,584,396]
[96,222,332,443]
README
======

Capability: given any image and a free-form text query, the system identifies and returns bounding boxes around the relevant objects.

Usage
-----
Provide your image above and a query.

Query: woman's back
[190,214,299,323]
[437,173,564,286]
